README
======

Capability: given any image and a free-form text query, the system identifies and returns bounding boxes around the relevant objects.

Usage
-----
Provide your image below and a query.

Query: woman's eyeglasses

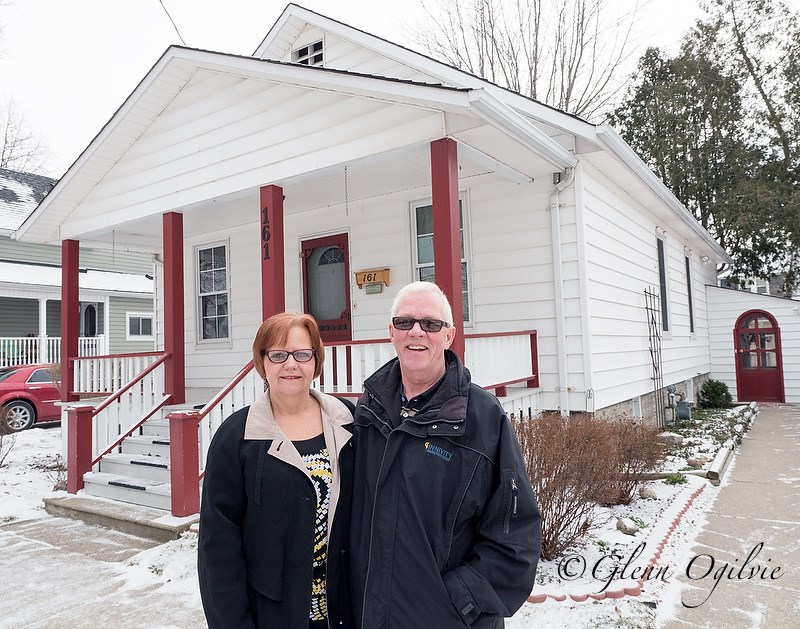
[264,349,315,363]
[391,317,450,333]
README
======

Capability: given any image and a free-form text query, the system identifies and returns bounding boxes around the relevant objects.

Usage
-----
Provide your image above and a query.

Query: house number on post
[261,207,271,260]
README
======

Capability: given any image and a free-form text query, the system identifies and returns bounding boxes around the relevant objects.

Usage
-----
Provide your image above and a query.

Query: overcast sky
[1,0,725,178]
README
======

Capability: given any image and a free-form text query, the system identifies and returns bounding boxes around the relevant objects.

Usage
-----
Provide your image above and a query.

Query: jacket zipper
[504,476,518,534]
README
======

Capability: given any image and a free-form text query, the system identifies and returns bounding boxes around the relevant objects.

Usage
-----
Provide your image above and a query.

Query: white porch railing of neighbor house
[0,335,105,368]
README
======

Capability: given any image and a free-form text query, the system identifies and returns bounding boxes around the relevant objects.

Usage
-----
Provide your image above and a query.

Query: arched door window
[734,310,784,402]
[81,304,97,337]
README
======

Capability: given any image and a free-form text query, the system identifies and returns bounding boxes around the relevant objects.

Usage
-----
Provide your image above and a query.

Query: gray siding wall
[107,296,155,354]
[0,297,38,335]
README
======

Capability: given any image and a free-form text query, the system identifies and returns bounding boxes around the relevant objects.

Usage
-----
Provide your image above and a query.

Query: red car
[0,364,62,433]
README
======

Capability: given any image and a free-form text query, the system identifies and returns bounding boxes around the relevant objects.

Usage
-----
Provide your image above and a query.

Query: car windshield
[0,368,20,383]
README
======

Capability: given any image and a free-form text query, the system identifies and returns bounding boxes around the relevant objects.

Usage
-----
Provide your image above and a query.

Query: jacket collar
[244,387,353,441]
[361,350,470,437]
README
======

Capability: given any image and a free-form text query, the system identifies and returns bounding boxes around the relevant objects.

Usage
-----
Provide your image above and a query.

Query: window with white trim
[126,312,154,340]
[197,244,229,340]
[656,235,670,333]
[411,199,471,322]
[292,40,324,66]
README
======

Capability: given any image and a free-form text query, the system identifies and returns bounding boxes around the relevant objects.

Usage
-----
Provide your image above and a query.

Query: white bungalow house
[0,168,155,368]
[16,3,794,517]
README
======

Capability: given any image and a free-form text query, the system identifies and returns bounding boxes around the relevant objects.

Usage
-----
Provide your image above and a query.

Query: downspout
[551,167,575,416]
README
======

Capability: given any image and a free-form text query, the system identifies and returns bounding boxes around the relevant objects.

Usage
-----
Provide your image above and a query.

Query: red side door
[301,234,352,343]
[734,310,785,403]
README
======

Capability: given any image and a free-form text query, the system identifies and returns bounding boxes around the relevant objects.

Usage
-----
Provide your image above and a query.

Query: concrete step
[82,471,171,511]
[98,453,170,482]
[43,494,198,543]
[120,435,171,458]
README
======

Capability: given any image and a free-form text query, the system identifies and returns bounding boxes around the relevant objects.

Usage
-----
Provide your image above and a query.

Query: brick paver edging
[526,481,707,604]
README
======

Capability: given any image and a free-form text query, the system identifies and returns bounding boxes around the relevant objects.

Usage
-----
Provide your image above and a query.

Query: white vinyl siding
[580,165,715,411]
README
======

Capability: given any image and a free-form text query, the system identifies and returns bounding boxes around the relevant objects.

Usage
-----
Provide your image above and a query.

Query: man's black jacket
[350,350,541,628]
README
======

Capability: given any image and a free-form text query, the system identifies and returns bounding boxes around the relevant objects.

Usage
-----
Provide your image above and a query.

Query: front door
[734,310,785,403]
[301,234,351,343]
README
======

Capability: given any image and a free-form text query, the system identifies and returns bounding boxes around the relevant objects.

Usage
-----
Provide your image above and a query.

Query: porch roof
[14,47,576,251]
[0,260,153,296]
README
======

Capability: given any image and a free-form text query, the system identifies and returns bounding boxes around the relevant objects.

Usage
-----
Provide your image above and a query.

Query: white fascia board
[256,4,597,140]
[595,125,732,263]
[468,90,577,170]
[15,46,471,244]
[186,49,472,109]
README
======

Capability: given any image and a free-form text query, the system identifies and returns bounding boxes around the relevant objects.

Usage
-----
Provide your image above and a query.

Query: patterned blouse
[294,433,332,621]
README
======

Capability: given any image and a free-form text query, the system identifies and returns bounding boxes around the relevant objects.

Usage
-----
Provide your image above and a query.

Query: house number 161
[261,207,271,260]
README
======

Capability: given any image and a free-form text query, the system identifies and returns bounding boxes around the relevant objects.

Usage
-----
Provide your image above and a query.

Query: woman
[198,312,355,629]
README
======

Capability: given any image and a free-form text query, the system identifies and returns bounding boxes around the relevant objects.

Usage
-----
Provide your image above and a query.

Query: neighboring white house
[14,3,746,421]
[0,168,156,366]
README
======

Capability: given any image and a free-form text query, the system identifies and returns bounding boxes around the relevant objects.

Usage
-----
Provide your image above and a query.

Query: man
[350,281,541,628]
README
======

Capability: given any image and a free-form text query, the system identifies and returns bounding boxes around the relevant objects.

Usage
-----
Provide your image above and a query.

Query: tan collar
[243,387,352,441]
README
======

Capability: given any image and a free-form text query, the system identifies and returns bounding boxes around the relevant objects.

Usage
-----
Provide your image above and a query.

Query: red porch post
[168,410,201,516]
[259,185,286,320]
[163,212,185,405]
[61,239,79,402]
[431,138,465,359]
[66,405,94,493]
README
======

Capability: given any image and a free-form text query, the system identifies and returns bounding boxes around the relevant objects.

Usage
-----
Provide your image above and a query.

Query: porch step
[140,418,170,437]
[120,435,171,458]
[83,471,171,511]
[98,453,170,483]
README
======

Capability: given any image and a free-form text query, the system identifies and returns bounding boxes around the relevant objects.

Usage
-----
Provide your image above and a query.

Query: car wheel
[2,400,36,432]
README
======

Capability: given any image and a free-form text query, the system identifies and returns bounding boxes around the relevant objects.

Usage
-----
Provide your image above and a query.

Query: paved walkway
[0,516,205,628]
[657,404,800,628]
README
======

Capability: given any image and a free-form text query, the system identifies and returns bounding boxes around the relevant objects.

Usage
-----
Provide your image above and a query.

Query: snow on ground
[0,407,755,628]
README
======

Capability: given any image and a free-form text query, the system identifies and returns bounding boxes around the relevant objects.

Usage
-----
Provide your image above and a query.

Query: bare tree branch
[410,0,642,120]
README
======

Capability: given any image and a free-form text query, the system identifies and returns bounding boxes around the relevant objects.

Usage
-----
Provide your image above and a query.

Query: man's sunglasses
[264,349,315,363]
[391,317,450,333]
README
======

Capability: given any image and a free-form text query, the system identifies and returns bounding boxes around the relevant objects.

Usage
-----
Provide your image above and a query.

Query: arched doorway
[734,310,785,402]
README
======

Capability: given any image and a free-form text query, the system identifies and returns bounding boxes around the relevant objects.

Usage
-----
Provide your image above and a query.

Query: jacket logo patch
[424,441,453,461]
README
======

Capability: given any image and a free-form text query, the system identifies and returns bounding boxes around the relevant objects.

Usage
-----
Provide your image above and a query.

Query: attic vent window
[293,40,324,66]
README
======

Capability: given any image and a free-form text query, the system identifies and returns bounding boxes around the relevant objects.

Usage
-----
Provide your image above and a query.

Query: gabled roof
[14,3,730,263]
[254,3,595,139]
[0,169,56,234]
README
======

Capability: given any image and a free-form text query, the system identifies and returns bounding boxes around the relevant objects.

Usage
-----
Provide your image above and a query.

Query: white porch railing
[0,335,105,368]
[195,330,540,472]
[62,355,171,467]
[90,360,170,463]
[72,352,162,396]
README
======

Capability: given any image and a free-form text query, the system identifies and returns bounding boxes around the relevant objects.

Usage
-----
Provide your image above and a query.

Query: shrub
[664,472,688,485]
[591,419,665,506]
[698,379,732,408]
[512,412,618,561]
